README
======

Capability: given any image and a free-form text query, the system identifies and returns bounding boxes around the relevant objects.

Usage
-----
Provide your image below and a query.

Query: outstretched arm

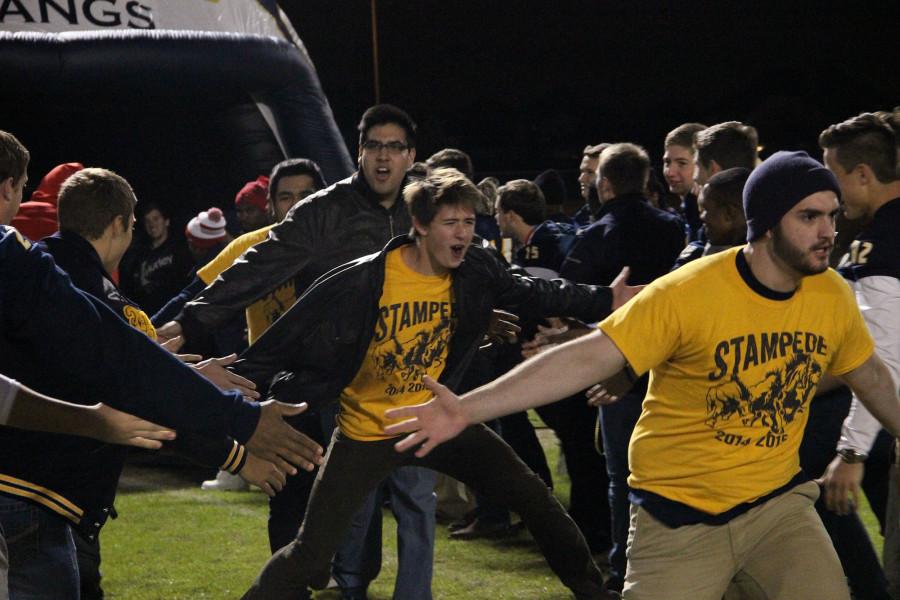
[384,330,627,456]
[1,374,175,449]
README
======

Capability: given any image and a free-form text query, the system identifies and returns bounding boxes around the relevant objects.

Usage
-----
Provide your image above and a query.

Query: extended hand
[610,266,644,310]
[92,404,176,449]
[585,369,635,406]
[238,453,286,497]
[246,400,324,474]
[482,309,521,348]
[818,455,864,515]
[192,354,260,400]
[156,320,183,345]
[521,321,591,359]
[383,376,469,457]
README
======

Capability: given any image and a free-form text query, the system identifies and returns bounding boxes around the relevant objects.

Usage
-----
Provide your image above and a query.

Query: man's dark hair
[598,143,651,196]
[704,167,750,212]
[0,130,30,184]
[534,169,567,208]
[57,168,136,240]
[404,168,481,236]
[583,143,607,159]
[407,162,429,182]
[475,177,498,215]
[357,104,417,149]
[268,158,327,200]
[665,122,707,150]
[426,148,474,181]
[140,201,169,221]
[819,110,899,183]
[695,121,758,171]
[497,179,546,226]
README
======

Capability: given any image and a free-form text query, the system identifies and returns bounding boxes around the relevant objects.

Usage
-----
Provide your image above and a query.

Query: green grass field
[102,430,884,599]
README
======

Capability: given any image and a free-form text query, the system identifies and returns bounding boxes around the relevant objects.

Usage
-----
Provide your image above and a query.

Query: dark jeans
[0,496,79,599]
[598,389,643,592]
[242,424,605,600]
[800,387,892,600]
[536,394,611,553]
[269,405,434,599]
[471,413,552,526]
[72,529,102,600]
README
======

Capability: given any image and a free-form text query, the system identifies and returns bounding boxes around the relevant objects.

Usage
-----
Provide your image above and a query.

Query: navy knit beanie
[743,151,841,242]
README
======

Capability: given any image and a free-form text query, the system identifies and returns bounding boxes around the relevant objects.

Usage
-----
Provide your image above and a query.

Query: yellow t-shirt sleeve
[196,227,272,286]
[599,281,681,377]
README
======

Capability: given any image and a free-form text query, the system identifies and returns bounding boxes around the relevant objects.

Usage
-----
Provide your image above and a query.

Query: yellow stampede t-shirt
[599,247,874,514]
[338,247,454,441]
[197,225,297,344]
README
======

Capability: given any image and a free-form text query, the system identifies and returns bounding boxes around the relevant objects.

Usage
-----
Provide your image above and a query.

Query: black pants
[537,394,611,552]
[242,424,605,600]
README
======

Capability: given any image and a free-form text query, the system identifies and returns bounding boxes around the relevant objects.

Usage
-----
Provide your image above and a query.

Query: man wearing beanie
[185,207,229,263]
[235,175,271,233]
[10,162,83,241]
[387,151,900,599]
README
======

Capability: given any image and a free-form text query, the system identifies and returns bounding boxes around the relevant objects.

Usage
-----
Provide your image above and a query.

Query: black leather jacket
[179,173,412,345]
[233,236,614,409]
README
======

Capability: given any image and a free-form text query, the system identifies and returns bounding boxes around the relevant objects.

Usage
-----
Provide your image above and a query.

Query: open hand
[156,320,183,345]
[383,376,468,457]
[482,309,521,348]
[247,400,324,473]
[92,404,176,449]
[610,266,644,310]
[239,453,286,497]
[192,354,260,400]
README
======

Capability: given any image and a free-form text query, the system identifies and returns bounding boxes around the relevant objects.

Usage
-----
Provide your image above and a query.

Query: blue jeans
[0,496,79,599]
[333,466,437,600]
[599,390,643,593]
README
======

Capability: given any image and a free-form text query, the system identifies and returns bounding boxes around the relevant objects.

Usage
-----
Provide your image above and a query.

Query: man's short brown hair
[0,130,30,185]
[497,179,546,226]
[664,123,707,151]
[598,143,651,196]
[695,121,758,171]
[819,110,899,183]
[404,168,481,236]
[58,168,137,240]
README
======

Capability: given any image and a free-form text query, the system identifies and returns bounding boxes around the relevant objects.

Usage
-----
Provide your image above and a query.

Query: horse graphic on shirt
[705,353,823,434]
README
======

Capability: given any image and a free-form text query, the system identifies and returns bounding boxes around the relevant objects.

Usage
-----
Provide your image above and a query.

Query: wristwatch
[837,448,867,464]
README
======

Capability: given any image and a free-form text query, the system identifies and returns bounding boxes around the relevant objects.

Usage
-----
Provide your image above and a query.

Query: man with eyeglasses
[157,105,434,600]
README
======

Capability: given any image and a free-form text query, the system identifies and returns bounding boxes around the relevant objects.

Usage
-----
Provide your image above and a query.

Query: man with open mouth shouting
[237,168,636,600]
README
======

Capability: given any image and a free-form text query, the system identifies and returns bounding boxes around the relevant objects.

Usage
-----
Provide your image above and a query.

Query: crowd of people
[0,102,898,600]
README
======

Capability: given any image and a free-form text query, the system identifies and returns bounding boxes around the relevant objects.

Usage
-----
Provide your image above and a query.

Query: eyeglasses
[361,140,409,155]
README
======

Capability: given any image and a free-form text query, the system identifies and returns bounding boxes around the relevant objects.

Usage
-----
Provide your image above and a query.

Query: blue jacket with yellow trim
[0,225,259,538]
[40,230,249,472]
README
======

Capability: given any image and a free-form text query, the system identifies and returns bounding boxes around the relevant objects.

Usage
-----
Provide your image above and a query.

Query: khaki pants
[623,481,849,600]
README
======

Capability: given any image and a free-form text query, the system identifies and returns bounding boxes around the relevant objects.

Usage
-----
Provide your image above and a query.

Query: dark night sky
[282,2,898,181]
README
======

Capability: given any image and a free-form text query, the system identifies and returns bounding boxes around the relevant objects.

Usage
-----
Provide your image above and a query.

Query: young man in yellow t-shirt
[388,152,900,600]
[240,168,629,600]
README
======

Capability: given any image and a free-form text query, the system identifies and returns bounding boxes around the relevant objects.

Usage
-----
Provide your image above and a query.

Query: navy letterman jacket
[40,230,250,473]
[0,226,259,538]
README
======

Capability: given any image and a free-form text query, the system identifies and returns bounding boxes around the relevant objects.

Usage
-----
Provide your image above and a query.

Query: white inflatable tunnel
[0,1,354,226]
